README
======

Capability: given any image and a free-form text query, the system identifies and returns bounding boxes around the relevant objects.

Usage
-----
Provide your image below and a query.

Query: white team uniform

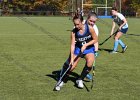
[93,24,99,36]
[82,20,99,36]
[114,13,128,29]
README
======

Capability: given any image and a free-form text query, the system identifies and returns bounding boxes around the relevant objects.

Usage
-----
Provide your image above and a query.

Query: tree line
[0,0,69,15]
[0,0,140,16]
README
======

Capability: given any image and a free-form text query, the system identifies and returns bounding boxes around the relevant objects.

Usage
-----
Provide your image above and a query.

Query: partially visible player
[55,14,98,91]
[110,7,128,53]
[85,12,99,80]
[86,12,99,56]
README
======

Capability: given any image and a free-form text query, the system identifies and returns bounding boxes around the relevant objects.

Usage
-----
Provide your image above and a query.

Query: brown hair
[87,11,98,19]
[73,13,83,22]
[111,7,118,11]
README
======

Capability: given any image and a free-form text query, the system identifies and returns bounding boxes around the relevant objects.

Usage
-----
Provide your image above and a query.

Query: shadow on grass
[46,70,79,84]
[126,34,140,37]
[66,29,72,32]
[46,70,92,91]
[99,48,123,53]
[99,48,112,53]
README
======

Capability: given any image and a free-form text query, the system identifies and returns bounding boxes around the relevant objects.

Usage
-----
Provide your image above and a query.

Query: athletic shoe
[122,45,128,53]
[86,74,92,80]
[76,79,84,88]
[109,51,118,54]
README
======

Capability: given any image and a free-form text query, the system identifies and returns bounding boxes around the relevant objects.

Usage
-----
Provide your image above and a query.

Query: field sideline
[0,17,140,100]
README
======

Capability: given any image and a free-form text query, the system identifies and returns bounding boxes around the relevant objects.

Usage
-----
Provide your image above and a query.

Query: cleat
[76,80,84,88]
[122,45,127,53]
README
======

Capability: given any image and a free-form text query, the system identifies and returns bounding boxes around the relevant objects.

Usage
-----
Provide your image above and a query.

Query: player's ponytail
[73,12,83,22]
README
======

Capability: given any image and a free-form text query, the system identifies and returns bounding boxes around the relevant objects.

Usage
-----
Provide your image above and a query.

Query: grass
[0,16,140,100]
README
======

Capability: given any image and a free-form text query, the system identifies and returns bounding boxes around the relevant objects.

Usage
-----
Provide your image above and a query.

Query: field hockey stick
[54,52,83,90]
[91,60,95,89]
[54,63,72,91]
[99,30,118,45]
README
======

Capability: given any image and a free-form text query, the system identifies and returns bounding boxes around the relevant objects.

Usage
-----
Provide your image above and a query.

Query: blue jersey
[73,24,94,48]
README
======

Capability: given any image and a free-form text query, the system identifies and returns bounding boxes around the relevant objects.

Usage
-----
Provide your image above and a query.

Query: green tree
[93,0,114,6]
[131,0,140,11]
[44,0,69,11]
[57,0,69,11]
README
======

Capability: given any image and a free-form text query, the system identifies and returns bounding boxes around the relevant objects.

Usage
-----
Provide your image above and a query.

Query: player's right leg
[110,32,122,53]
[85,61,96,80]
[57,53,81,90]
[119,28,128,53]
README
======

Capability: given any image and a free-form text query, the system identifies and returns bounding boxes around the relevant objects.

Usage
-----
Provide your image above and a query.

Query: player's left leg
[119,28,128,53]
[76,53,95,88]
[118,39,127,53]
[86,53,96,80]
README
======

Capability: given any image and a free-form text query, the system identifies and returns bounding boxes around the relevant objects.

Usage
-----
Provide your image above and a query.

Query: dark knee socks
[79,65,92,80]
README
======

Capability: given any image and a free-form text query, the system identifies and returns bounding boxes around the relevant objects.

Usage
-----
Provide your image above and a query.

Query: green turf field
[0,17,140,100]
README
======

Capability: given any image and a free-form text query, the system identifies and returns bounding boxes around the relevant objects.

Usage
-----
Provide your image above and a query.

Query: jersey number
[82,41,87,45]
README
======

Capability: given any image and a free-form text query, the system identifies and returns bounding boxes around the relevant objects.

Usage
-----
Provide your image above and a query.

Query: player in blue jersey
[110,7,128,53]
[55,14,98,91]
